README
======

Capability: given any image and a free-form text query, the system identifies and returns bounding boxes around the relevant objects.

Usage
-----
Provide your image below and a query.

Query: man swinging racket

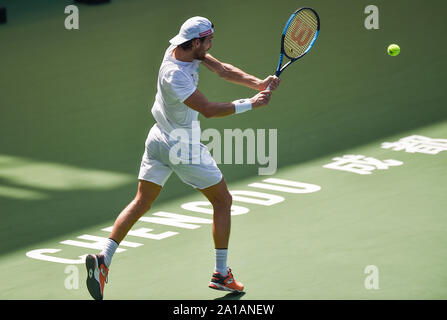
[85,16,280,300]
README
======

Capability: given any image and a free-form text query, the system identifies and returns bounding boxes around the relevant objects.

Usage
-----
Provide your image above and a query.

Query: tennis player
[85,16,280,300]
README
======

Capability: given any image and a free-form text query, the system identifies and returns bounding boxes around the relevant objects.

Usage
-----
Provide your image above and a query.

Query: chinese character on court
[323,155,403,175]
[381,135,447,155]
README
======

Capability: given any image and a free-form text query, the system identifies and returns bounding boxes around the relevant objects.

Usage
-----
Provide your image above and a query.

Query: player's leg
[198,177,232,249]
[86,126,172,300]
[109,179,162,244]
[198,177,244,293]
[85,179,162,300]
[169,143,244,292]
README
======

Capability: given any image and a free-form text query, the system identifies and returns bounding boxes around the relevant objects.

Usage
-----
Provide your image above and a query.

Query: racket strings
[284,10,318,59]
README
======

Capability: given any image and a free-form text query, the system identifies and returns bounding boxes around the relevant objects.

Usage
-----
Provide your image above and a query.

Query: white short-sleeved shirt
[138,44,222,189]
[151,44,201,144]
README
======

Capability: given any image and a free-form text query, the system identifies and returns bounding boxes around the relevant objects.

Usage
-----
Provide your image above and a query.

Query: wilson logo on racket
[291,18,313,46]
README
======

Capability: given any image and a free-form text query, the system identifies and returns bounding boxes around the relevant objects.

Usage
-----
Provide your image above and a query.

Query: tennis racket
[267,7,320,89]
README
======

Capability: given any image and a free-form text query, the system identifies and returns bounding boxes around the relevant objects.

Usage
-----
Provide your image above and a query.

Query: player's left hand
[258,75,280,91]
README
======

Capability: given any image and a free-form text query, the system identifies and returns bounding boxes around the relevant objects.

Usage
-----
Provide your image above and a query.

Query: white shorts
[138,124,223,189]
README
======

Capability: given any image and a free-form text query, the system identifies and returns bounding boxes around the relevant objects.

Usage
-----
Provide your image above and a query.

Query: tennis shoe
[85,254,108,300]
[208,267,244,293]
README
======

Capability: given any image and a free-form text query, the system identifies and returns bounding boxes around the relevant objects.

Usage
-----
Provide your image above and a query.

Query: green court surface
[1,0,446,300]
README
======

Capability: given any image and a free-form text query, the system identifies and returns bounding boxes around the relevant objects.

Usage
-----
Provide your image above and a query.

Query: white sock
[101,238,119,268]
[215,248,228,276]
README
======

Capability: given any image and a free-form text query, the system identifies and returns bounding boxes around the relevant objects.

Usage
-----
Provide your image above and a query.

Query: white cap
[169,16,214,46]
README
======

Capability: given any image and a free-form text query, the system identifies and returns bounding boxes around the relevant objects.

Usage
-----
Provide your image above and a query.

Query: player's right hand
[250,90,272,108]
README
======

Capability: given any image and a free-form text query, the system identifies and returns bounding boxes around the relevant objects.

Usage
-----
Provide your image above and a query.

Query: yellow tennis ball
[387,44,400,56]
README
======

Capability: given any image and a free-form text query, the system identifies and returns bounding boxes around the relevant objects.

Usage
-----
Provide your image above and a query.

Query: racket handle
[266,75,279,91]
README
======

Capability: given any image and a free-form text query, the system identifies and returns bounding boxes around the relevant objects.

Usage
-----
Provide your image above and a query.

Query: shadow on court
[214,292,246,300]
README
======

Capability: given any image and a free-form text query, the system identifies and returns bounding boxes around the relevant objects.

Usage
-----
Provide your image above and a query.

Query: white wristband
[233,98,252,114]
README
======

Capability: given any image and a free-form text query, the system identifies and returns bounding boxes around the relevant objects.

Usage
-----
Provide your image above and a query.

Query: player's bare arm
[184,89,272,118]
[202,53,280,91]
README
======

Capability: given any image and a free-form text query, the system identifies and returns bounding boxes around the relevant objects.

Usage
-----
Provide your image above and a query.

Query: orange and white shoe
[208,268,244,293]
[85,254,109,300]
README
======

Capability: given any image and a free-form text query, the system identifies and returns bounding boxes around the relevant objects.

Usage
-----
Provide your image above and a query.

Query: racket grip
[266,75,279,91]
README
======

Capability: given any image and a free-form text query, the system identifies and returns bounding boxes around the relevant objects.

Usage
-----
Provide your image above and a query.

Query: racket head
[281,8,320,62]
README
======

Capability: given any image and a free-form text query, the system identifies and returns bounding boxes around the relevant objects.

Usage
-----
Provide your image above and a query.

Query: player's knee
[226,193,233,207]
[212,192,232,211]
